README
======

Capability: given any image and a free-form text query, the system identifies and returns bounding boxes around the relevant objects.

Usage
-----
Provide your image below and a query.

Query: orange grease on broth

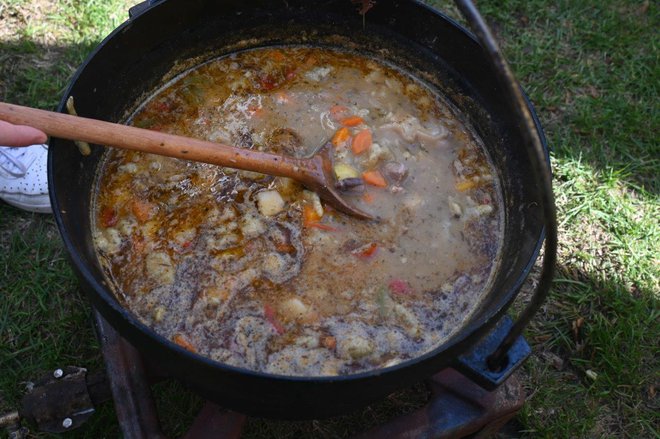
[92,47,502,376]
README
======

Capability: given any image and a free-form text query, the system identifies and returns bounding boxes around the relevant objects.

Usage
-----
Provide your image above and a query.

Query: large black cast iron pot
[49,0,556,419]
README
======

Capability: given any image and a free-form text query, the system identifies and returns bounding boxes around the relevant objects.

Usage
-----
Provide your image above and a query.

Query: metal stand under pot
[2,307,528,438]
[45,0,556,424]
[1,1,555,437]
[95,310,529,439]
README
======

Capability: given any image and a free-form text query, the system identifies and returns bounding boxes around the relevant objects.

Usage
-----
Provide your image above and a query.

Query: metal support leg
[354,368,524,439]
[94,310,166,439]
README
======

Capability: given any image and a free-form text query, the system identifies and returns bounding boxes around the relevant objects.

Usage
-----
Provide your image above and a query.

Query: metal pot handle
[128,0,164,19]
[452,0,558,381]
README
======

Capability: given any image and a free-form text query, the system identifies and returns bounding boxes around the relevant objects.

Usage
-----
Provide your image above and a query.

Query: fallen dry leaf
[572,317,585,341]
[540,351,565,370]
[588,86,600,98]
[534,334,552,343]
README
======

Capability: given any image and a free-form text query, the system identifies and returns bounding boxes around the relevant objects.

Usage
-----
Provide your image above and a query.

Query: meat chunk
[331,321,375,361]
[304,66,333,82]
[279,297,317,323]
[233,316,272,368]
[377,114,448,148]
[145,251,175,284]
[268,127,303,156]
[362,142,393,168]
[339,334,374,360]
[94,228,123,255]
[381,161,409,184]
[240,213,265,238]
[266,347,341,376]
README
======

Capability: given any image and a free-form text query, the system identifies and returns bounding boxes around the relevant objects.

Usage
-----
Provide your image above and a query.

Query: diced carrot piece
[305,56,317,67]
[353,242,378,259]
[455,179,477,191]
[100,206,118,228]
[362,170,387,188]
[329,105,349,121]
[173,334,196,353]
[322,336,337,350]
[362,192,375,204]
[307,222,338,232]
[351,129,372,155]
[264,304,285,334]
[331,127,351,147]
[131,199,155,223]
[303,205,338,231]
[302,205,322,225]
[341,115,365,127]
[270,50,285,62]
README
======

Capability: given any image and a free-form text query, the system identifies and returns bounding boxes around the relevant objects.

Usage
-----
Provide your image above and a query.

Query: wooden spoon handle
[0,102,315,181]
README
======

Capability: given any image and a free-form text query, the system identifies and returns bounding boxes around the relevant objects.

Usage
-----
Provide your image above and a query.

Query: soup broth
[92,47,502,376]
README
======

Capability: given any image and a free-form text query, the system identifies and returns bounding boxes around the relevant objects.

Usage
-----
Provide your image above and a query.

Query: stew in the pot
[92,47,502,376]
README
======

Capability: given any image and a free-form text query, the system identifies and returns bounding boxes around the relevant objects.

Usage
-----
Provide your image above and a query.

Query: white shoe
[0,144,52,213]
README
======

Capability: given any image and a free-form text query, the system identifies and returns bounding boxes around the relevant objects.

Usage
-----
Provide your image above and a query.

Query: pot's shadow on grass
[513,262,659,437]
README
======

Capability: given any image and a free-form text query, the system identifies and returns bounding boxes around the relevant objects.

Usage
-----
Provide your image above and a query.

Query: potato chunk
[280,297,309,321]
[145,251,175,284]
[256,190,285,216]
[339,335,374,360]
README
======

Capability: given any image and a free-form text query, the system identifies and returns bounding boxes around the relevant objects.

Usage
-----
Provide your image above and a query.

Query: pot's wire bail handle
[453,0,558,371]
[129,0,164,19]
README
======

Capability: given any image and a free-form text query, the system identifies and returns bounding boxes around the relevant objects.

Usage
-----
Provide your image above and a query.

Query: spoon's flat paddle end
[307,142,376,221]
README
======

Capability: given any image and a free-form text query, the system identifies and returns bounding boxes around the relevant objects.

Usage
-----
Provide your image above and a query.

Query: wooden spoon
[0,102,373,220]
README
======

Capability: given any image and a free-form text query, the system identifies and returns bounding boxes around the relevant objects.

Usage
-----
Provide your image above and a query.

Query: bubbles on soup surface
[92,47,502,376]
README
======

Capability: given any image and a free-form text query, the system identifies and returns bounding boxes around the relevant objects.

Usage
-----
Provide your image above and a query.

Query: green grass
[0,1,134,437]
[438,0,660,436]
[1,0,659,437]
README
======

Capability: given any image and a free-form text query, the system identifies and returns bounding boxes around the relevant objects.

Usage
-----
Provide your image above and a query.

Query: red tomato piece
[264,304,285,334]
[388,279,413,295]
[100,206,118,228]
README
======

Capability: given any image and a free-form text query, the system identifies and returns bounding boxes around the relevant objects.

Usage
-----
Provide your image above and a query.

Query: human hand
[0,120,47,147]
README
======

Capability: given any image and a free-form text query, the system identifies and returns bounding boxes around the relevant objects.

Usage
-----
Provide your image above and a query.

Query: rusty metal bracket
[94,309,167,439]
[453,0,557,371]
[18,366,101,433]
[355,368,524,439]
[454,316,531,390]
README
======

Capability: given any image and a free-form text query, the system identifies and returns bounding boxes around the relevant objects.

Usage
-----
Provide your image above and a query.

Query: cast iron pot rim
[48,0,548,383]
